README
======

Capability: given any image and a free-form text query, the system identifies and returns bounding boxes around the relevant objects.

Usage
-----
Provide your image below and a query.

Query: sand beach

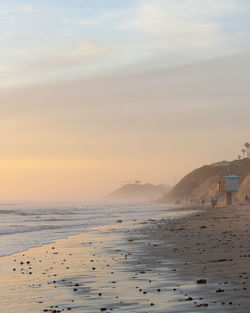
[0,204,249,312]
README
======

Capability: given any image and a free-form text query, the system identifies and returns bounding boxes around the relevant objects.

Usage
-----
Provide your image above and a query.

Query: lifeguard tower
[217,174,240,206]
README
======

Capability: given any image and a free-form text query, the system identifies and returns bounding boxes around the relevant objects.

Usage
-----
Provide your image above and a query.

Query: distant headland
[107,181,170,202]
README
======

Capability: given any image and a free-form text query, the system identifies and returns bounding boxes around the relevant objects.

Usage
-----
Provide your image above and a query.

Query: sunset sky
[1,0,250,201]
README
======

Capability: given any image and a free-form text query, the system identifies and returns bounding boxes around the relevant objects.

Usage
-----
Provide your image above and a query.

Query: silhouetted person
[214,197,217,207]
[211,197,215,208]
[245,195,248,204]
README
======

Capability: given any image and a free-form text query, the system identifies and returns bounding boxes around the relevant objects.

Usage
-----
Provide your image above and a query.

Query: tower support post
[225,191,232,206]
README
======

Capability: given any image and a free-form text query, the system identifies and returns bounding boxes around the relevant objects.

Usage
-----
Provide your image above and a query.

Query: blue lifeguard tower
[218,174,240,206]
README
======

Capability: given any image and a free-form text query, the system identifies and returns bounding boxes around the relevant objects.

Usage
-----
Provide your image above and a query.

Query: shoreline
[0,204,249,312]
[0,203,191,259]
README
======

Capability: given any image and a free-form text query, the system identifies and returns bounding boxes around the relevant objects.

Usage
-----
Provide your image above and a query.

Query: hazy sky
[0,0,250,201]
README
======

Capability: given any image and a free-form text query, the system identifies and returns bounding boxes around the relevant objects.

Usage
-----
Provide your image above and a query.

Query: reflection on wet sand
[0,218,193,313]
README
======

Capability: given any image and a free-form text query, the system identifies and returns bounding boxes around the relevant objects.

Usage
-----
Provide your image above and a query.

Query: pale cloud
[1,0,250,87]
[119,1,214,34]
[0,2,37,15]
[31,41,110,68]
[118,0,250,49]
[19,6,37,14]
[75,11,121,27]
[0,40,112,86]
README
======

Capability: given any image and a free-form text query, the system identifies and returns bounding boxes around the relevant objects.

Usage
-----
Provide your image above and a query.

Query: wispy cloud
[74,11,121,27]
[29,41,110,68]
[1,0,250,86]
[118,0,248,45]
[0,2,38,15]
[0,40,114,86]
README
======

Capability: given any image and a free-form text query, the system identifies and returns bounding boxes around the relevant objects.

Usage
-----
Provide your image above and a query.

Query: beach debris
[196,279,206,284]
[215,288,224,293]
[210,258,228,263]
[186,297,193,301]
[197,303,208,307]
[200,225,207,229]
[128,238,134,242]
[116,220,122,223]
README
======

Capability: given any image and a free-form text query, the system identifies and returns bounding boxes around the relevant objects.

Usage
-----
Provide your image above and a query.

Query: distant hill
[108,183,170,202]
[163,158,250,202]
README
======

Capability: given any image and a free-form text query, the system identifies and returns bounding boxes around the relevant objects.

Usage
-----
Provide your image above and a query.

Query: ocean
[0,201,183,257]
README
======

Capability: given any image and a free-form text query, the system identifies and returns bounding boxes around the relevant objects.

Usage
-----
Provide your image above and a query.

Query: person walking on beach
[211,197,215,208]
[214,197,217,207]
[245,195,248,204]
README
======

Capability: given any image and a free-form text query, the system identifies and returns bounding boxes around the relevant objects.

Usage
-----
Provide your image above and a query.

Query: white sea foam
[0,201,182,257]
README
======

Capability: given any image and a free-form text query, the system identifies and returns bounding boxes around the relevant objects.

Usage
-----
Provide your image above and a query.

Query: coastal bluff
[107,182,169,202]
[163,158,250,202]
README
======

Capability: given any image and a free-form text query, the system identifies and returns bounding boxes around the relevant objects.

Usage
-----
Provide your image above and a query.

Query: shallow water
[0,201,183,256]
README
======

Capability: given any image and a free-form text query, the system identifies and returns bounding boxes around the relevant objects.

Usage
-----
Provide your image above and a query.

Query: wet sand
[0,204,249,312]
[138,204,250,311]
[0,218,187,313]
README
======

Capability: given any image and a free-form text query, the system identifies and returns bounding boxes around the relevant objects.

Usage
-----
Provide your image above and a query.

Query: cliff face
[165,159,250,202]
[108,183,169,202]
